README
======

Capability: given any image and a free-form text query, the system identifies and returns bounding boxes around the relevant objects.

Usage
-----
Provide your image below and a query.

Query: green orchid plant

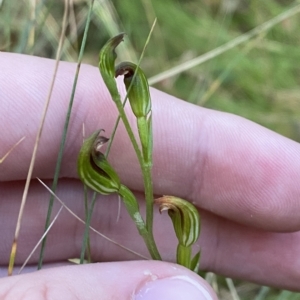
[77,33,201,272]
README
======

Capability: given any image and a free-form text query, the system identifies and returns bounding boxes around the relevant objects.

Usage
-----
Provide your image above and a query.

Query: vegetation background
[1,0,300,299]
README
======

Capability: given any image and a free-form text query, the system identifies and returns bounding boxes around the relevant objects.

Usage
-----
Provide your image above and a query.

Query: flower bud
[77,130,121,195]
[155,196,200,247]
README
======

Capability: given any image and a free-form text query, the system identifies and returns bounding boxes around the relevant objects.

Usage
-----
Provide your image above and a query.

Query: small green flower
[156,195,201,269]
[155,196,200,247]
[77,130,121,195]
[115,62,151,119]
[115,62,152,163]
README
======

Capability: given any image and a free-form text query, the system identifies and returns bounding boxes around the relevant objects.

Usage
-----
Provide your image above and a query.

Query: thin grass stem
[7,0,69,276]
[0,136,25,164]
[18,205,64,275]
[225,278,240,300]
[80,192,97,264]
[37,0,95,270]
[83,186,92,262]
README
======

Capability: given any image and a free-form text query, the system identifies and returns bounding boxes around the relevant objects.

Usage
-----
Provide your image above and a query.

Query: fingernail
[134,275,214,300]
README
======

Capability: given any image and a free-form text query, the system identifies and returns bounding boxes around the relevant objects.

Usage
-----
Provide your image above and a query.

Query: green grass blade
[37,0,95,270]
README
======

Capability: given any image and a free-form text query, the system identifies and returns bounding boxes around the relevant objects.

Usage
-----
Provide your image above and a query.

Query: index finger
[1,52,300,231]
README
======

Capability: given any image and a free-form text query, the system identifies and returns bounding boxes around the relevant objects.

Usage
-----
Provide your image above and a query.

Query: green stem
[143,164,154,234]
[80,192,97,264]
[105,95,156,257]
[105,108,124,157]
[136,115,153,234]
[137,116,150,163]
[83,187,94,263]
[119,185,161,260]
[177,244,192,269]
[114,100,158,258]
[114,98,143,164]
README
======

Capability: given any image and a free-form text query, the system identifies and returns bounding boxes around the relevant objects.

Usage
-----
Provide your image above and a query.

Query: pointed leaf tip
[99,33,126,88]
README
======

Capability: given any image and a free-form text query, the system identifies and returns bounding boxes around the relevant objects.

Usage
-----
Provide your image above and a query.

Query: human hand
[1,52,300,298]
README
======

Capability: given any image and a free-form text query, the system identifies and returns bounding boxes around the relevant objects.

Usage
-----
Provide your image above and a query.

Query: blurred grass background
[1,0,300,298]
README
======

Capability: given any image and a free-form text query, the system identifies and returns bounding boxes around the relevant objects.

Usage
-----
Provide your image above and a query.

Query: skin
[0,52,300,298]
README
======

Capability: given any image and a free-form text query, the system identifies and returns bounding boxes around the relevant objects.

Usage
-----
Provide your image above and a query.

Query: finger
[0,261,217,300]
[1,179,300,290]
[2,53,300,231]
[199,211,300,291]
[0,179,177,264]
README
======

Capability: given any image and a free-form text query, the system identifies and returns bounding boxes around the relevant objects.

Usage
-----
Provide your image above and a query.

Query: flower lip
[94,135,109,153]
[115,64,134,78]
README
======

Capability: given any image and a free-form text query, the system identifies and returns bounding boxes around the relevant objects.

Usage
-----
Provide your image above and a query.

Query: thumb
[1,261,217,300]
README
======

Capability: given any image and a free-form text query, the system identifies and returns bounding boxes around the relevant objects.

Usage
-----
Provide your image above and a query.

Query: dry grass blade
[148,4,300,85]
[18,205,64,274]
[7,0,69,276]
[0,136,25,164]
[27,0,36,53]
[37,178,148,260]
[226,278,240,300]
[205,272,219,294]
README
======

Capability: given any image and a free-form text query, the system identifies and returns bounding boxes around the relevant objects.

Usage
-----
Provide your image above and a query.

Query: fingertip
[0,261,217,300]
[134,274,217,300]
